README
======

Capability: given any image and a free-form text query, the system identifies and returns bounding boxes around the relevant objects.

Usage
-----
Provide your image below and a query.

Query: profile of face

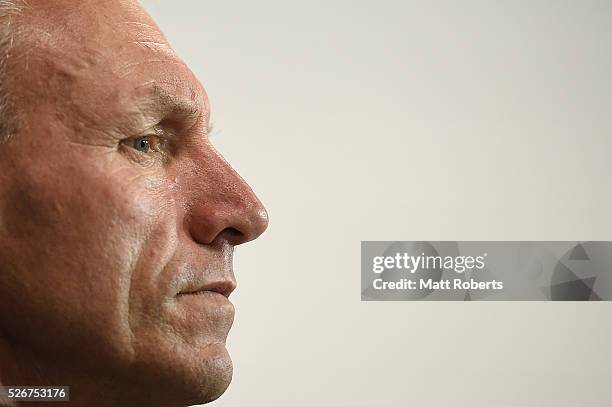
[0,1,268,406]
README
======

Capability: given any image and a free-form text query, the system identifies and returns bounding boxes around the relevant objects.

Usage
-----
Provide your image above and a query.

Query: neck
[0,336,157,407]
[0,335,41,407]
[0,338,189,407]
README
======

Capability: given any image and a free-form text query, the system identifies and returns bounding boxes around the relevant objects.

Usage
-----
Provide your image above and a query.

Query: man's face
[0,0,267,404]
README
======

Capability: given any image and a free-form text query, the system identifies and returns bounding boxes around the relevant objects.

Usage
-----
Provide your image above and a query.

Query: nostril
[223,227,242,238]
[219,227,244,245]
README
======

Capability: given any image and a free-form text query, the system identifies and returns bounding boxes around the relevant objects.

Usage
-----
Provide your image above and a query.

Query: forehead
[12,0,208,123]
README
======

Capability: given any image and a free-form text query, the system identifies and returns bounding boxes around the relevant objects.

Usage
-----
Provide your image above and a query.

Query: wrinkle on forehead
[131,41,175,60]
[17,0,170,50]
[120,19,176,59]
[12,0,183,88]
[8,0,209,141]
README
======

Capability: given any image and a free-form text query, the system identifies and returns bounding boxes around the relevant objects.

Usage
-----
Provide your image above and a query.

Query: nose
[186,147,269,247]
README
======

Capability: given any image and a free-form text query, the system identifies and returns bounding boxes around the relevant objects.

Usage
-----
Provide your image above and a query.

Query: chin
[127,340,234,406]
[191,344,234,404]
[167,342,234,406]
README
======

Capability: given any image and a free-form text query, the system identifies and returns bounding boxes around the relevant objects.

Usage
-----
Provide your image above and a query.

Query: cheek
[0,150,176,366]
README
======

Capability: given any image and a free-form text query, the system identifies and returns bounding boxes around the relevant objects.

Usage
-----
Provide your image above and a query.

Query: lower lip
[171,290,235,341]
[176,290,234,308]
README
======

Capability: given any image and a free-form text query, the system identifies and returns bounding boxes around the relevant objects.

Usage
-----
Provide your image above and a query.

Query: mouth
[177,280,237,298]
[172,278,236,341]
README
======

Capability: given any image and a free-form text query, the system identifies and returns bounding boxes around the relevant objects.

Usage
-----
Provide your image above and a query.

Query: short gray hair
[0,0,24,143]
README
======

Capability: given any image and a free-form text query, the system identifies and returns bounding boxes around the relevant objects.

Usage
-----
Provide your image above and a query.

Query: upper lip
[178,279,237,298]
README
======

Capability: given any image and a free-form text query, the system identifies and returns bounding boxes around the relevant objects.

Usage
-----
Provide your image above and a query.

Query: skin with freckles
[0,1,268,406]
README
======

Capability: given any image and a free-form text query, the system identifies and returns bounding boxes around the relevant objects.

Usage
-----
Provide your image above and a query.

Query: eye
[120,130,169,165]
[125,134,166,154]
[133,136,151,153]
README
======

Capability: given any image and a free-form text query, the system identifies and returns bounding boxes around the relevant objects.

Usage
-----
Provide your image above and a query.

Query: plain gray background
[140,1,612,406]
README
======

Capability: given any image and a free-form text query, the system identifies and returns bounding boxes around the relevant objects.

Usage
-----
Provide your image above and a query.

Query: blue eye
[133,136,150,153]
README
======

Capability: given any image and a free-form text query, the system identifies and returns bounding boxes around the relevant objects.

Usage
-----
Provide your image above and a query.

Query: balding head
[0,1,268,406]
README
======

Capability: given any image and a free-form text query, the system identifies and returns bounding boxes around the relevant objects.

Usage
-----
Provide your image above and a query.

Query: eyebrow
[154,85,205,122]
[134,81,208,126]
